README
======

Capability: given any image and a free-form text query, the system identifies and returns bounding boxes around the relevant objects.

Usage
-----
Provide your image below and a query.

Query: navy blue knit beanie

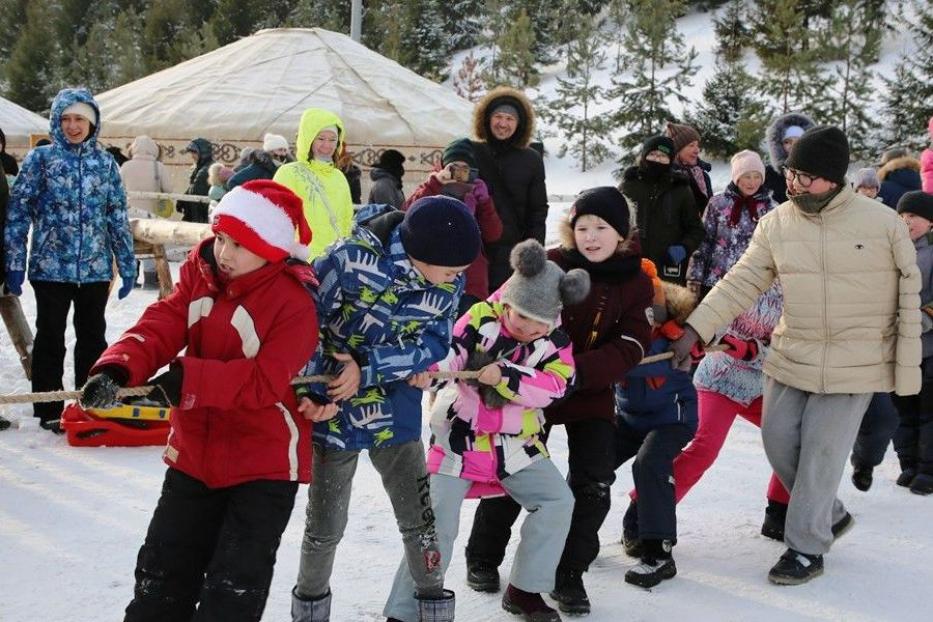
[400,196,481,267]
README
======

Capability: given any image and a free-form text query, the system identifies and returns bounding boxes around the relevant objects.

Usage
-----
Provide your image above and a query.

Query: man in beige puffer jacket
[671,126,921,586]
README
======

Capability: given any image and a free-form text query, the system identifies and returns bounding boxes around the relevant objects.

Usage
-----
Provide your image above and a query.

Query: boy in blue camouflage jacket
[291,197,481,622]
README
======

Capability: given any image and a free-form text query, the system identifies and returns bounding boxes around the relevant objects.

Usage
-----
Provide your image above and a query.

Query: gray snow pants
[761,377,872,555]
[294,440,444,600]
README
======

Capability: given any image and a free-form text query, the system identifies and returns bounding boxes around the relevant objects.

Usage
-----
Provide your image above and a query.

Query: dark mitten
[146,363,184,407]
[80,369,126,409]
[479,383,511,409]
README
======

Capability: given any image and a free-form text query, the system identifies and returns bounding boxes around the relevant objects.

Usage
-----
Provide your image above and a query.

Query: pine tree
[606,0,631,72]
[441,0,485,50]
[542,18,614,171]
[880,61,928,151]
[452,52,486,102]
[607,0,698,155]
[5,0,63,112]
[397,0,451,81]
[750,0,825,114]
[486,7,539,88]
[820,0,882,161]
[902,0,933,142]
[713,0,749,62]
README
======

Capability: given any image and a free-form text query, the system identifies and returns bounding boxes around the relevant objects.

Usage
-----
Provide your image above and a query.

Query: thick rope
[0,346,731,406]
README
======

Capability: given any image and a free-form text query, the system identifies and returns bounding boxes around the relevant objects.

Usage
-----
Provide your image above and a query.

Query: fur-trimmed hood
[472,86,535,149]
[764,112,816,173]
[878,155,921,181]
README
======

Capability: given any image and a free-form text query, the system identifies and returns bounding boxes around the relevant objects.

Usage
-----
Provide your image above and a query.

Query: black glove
[80,370,126,409]
[669,324,701,372]
[146,363,184,407]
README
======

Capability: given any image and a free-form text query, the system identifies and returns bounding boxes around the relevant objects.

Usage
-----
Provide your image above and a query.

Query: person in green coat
[620,136,704,286]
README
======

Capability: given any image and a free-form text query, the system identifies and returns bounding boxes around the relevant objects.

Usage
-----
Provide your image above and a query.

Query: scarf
[789,186,842,215]
[687,164,709,198]
[729,193,760,226]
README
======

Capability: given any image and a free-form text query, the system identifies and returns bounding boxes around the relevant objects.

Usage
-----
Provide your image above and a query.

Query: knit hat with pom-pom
[501,239,591,327]
[211,179,312,262]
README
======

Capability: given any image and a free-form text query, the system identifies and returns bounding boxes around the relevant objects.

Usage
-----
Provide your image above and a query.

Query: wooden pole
[151,244,174,300]
[129,218,211,247]
[0,294,33,380]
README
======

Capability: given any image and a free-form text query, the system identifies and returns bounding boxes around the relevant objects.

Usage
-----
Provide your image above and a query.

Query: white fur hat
[262,133,289,152]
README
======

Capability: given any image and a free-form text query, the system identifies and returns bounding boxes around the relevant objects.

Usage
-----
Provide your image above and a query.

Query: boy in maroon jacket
[80,180,320,622]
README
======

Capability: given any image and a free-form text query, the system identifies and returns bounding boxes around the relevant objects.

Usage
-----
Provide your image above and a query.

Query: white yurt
[96,28,475,193]
[0,95,49,155]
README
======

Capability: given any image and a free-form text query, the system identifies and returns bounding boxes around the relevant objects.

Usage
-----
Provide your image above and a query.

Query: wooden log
[130,218,211,247]
[0,294,34,379]
[151,244,175,300]
[127,190,212,204]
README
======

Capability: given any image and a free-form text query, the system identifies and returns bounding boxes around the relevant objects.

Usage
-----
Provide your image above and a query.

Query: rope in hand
[0,346,730,406]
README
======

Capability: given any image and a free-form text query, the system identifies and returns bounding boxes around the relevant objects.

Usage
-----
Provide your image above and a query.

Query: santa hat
[211,179,312,262]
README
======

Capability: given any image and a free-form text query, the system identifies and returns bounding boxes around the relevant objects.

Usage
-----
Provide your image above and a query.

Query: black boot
[466,561,500,593]
[549,568,589,615]
[832,512,854,539]
[767,548,823,585]
[0,416,11,431]
[851,465,873,492]
[624,539,677,589]
[501,584,561,621]
[910,473,933,495]
[897,467,918,487]
[621,499,642,558]
[761,500,787,541]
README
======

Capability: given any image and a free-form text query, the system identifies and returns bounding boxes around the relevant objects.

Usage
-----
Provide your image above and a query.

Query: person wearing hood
[4,87,136,432]
[120,135,173,218]
[470,86,550,291]
[274,108,353,259]
[763,112,816,204]
[368,149,406,208]
[620,136,705,286]
[0,127,19,177]
[668,126,921,585]
[226,148,281,191]
[877,147,922,209]
[176,137,214,223]
[666,122,713,216]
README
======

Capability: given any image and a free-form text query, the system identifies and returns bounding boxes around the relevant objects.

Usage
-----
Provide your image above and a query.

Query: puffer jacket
[119,135,172,217]
[367,167,405,208]
[5,87,136,284]
[426,296,575,498]
[915,235,933,358]
[687,186,922,396]
[922,148,933,194]
[226,149,280,190]
[302,204,462,451]
[274,108,353,259]
[878,156,922,209]
[92,239,319,488]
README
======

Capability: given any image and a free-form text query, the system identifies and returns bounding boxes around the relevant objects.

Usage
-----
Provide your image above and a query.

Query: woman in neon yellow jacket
[274,108,353,259]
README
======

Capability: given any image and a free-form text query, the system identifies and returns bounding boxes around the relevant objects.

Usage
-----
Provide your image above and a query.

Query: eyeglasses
[784,168,817,188]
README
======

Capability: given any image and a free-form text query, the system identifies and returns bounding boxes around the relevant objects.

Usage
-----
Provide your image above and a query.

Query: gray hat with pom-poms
[500,239,590,327]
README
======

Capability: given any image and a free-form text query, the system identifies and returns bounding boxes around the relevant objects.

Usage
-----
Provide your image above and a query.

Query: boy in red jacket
[79,180,320,622]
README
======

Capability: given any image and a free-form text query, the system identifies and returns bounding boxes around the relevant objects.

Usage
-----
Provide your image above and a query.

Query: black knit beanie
[570,187,631,237]
[400,196,481,267]
[640,135,675,163]
[785,125,850,185]
[442,138,476,168]
[897,191,933,223]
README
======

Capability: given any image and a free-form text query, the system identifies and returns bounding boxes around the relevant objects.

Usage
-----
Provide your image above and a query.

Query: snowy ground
[2,210,932,621]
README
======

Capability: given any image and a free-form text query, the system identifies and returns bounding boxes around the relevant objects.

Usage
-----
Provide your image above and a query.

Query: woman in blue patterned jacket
[4,87,136,431]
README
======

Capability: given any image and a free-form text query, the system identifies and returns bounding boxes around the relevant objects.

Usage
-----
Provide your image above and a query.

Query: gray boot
[417,589,455,622]
[291,587,331,622]
[142,270,160,290]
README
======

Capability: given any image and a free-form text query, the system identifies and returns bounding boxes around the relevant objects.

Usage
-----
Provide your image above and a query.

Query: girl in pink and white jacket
[921,115,933,193]
[383,239,588,622]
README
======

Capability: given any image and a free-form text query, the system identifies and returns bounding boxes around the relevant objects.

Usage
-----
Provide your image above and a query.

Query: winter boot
[0,416,10,431]
[142,270,160,291]
[624,539,677,589]
[851,465,873,492]
[909,472,933,495]
[291,587,331,622]
[897,466,918,488]
[831,512,854,540]
[761,500,787,541]
[417,589,455,622]
[621,499,643,558]
[549,568,589,615]
[466,561,500,593]
[501,584,561,622]
[767,548,823,585]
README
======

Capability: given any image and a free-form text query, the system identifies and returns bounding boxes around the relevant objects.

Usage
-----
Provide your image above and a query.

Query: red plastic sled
[60,402,171,447]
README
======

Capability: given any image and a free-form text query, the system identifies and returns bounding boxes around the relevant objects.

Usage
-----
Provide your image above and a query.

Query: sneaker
[501,584,561,621]
[851,466,873,492]
[624,539,677,589]
[897,467,918,488]
[831,512,854,539]
[761,500,787,541]
[767,548,824,585]
[549,568,589,615]
[909,473,933,495]
[466,562,500,593]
